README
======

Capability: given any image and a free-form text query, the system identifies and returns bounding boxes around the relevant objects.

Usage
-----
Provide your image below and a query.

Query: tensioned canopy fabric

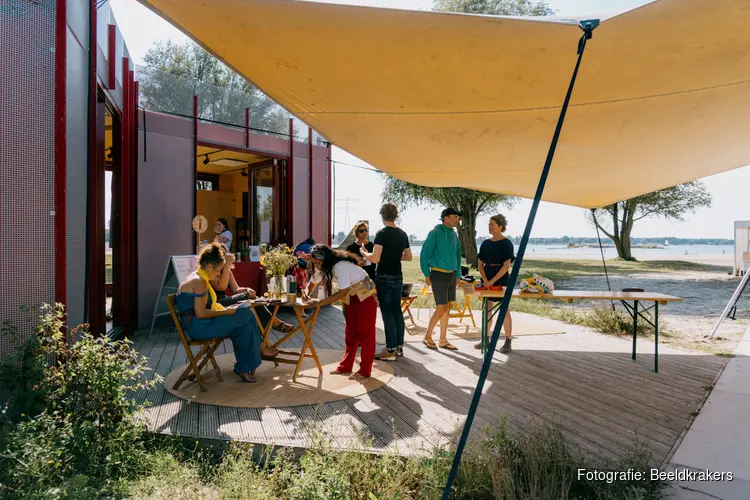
[138,0,750,208]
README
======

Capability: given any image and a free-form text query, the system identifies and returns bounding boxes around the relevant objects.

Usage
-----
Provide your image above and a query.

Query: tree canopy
[590,181,712,260]
[433,0,555,16]
[139,41,288,135]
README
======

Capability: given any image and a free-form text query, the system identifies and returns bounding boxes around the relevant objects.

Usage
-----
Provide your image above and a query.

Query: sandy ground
[528,252,735,267]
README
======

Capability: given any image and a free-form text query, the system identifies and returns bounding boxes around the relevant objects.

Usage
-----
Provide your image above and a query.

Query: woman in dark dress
[475,214,514,353]
[346,221,376,280]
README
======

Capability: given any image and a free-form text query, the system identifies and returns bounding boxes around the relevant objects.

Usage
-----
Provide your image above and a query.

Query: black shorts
[430,270,456,305]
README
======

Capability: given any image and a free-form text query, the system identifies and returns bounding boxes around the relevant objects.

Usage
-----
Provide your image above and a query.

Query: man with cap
[420,207,463,350]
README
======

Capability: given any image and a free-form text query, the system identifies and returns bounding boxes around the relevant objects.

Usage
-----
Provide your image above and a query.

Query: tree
[589,181,712,260]
[433,0,555,16]
[382,179,516,265]
[139,41,288,135]
[379,0,552,266]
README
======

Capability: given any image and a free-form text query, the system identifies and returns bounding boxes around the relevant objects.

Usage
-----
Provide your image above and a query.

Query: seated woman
[306,244,377,379]
[209,250,294,333]
[176,243,277,383]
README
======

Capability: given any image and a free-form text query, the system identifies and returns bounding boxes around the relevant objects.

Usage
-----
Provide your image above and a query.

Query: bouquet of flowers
[260,245,299,295]
[260,244,298,276]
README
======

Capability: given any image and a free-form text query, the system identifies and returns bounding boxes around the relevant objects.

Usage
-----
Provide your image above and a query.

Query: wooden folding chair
[166,294,224,392]
[401,296,417,327]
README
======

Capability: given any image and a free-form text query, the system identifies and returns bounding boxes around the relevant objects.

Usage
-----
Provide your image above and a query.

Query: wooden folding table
[469,289,682,373]
[247,299,323,382]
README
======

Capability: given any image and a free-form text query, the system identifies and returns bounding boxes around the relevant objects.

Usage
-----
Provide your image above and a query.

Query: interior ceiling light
[209,158,250,168]
[202,155,210,165]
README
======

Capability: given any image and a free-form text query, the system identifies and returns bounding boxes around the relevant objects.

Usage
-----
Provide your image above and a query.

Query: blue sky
[110,0,750,240]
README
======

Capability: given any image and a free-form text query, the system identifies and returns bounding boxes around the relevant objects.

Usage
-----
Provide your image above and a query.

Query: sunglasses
[358,228,368,233]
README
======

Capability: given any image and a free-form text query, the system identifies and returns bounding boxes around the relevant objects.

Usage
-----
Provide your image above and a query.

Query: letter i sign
[192,215,208,235]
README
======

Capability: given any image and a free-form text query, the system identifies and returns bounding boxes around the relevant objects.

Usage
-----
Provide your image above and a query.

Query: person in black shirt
[346,221,376,280]
[476,214,515,353]
[361,203,412,361]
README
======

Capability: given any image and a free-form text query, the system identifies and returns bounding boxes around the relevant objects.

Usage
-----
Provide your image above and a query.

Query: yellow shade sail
[139,0,750,208]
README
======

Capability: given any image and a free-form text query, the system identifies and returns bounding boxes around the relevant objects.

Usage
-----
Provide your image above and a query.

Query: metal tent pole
[441,19,600,499]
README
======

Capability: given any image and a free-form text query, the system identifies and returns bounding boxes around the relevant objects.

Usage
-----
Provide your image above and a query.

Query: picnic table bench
[469,289,682,373]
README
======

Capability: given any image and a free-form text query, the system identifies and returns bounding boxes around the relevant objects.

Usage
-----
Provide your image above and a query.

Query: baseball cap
[440,207,462,219]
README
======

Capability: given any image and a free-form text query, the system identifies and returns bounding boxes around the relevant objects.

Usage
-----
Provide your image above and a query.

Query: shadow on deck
[129,305,728,466]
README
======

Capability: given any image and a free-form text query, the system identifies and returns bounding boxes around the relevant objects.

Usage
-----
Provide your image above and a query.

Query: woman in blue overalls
[176,243,276,382]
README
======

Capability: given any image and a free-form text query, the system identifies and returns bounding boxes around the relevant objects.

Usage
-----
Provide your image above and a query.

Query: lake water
[410,244,734,261]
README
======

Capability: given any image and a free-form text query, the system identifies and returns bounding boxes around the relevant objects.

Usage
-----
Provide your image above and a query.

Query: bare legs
[425,304,451,346]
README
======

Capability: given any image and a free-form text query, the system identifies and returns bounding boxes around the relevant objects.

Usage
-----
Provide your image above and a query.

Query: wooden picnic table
[468,289,683,373]
[244,298,323,382]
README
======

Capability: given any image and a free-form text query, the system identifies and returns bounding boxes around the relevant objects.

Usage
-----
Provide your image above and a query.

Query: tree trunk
[457,215,478,267]
[617,200,637,261]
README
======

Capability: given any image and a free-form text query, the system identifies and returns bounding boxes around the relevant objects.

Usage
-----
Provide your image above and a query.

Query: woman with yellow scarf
[175,243,276,383]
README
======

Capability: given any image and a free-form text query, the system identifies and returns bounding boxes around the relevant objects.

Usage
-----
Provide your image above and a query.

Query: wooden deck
[131,306,727,466]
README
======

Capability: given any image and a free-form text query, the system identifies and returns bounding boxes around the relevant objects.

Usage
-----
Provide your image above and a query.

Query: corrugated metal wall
[0,1,56,356]
[65,0,90,329]
[136,111,195,329]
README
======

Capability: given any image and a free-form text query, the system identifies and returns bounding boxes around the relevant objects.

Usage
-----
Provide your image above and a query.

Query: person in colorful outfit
[420,207,463,350]
[176,243,277,383]
[307,244,377,379]
[475,214,515,353]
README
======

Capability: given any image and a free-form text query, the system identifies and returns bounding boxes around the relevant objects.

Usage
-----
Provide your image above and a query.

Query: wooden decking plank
[343,396,394,450]
[327,399,383,450]
[259,408,296,447]
[366,389,434,455]
[148,338,183,434]
[515,350,707,427]
[198,404,221,439]
[296,403,355,450]
[217,405,244,440]
[128,306,725,466]
[236,408,267,442]
[519,349,714,413]
[369,382,446,449]
[472,358,673,459]
[497,355,688,441]
[174,400,200,438]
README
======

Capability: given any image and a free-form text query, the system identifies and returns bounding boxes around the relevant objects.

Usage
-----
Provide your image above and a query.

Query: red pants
[338,295,377,377]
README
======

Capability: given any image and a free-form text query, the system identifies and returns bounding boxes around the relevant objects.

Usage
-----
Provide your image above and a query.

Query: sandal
[273,321,295,333]
[261,346,279,359]
[439,342,458,351]
[234,369,257,383]
[423,339,437,350]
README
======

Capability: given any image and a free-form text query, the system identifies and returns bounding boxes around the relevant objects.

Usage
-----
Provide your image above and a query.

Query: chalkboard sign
[148,255,198,337]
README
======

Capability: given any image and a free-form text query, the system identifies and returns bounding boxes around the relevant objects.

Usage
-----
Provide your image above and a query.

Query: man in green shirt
[420,207,462,350]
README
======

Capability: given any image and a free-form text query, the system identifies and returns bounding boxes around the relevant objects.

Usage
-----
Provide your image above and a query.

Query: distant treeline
[477,236,733,246]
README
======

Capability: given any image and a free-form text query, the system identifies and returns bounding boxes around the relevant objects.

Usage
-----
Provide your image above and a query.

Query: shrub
[0,304,162,497]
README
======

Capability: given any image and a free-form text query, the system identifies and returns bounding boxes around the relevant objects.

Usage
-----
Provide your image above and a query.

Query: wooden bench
[470,288,682,373]
[166,294,224,392]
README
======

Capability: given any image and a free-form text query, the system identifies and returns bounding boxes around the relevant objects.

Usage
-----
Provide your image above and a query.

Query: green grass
[119,419,665,500]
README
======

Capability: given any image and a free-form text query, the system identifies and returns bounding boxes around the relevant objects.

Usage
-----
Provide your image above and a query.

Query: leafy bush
[0,304,161,498]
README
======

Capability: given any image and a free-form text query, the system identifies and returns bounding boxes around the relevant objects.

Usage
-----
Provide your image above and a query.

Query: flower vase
[273,275,284,299]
